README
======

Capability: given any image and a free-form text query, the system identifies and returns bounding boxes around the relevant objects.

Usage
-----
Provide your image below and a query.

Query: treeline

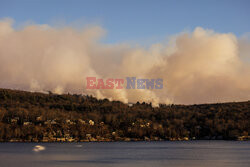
[0,88,249,142]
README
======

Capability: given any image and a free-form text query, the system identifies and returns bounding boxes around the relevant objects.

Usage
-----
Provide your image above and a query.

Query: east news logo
[86,77,163,89]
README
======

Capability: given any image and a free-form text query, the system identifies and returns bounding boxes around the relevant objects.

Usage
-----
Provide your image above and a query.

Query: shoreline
[1,138,249,143]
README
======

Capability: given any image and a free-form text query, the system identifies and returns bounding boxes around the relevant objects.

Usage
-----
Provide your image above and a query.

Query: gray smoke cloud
[0,18,250,106]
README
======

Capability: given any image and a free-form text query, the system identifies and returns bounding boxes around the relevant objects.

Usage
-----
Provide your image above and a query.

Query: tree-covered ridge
[0,88,249,142]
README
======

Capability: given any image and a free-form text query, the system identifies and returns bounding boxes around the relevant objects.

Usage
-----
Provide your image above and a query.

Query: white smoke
[0,19,250,106]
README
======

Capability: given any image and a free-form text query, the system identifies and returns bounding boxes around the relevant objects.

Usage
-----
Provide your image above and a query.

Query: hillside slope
[0,88,249,142]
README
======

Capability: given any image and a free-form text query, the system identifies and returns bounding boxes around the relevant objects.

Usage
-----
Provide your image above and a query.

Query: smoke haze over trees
[0,19,250,106]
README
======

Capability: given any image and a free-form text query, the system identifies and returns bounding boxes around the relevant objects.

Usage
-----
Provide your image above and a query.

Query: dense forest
[0,88,249,142]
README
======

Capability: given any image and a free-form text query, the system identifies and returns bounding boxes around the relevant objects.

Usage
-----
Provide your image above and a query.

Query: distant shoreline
[1,140,250,143]
[1,136,250,143]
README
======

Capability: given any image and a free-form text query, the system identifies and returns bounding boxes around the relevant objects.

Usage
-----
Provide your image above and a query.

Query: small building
[56,138,66,142]
[23,122,32,126]
[44,120,51,125]
[86,134,92,138]
[78,119,86,124]
[67,137,75,142]
[66,119,75,125]
[42,137,49,142]
[36,116,43,121]
[11,117,19,124]
[89,120,94,126]
[11,119,18,124]
[51,120,57,125]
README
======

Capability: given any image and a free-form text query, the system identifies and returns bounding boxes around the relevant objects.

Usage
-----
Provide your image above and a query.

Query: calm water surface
[0,141,249,167]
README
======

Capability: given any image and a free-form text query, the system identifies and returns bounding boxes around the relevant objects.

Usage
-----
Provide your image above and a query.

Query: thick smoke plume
[0,19,250,106]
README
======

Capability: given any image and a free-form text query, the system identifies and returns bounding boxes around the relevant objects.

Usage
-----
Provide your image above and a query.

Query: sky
[0,0,250,44]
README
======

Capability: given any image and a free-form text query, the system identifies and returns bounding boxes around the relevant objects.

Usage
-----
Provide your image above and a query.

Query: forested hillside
[0,88,249,142]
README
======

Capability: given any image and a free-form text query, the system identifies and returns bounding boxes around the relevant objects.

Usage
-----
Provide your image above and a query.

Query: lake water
[0,141,249,167]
